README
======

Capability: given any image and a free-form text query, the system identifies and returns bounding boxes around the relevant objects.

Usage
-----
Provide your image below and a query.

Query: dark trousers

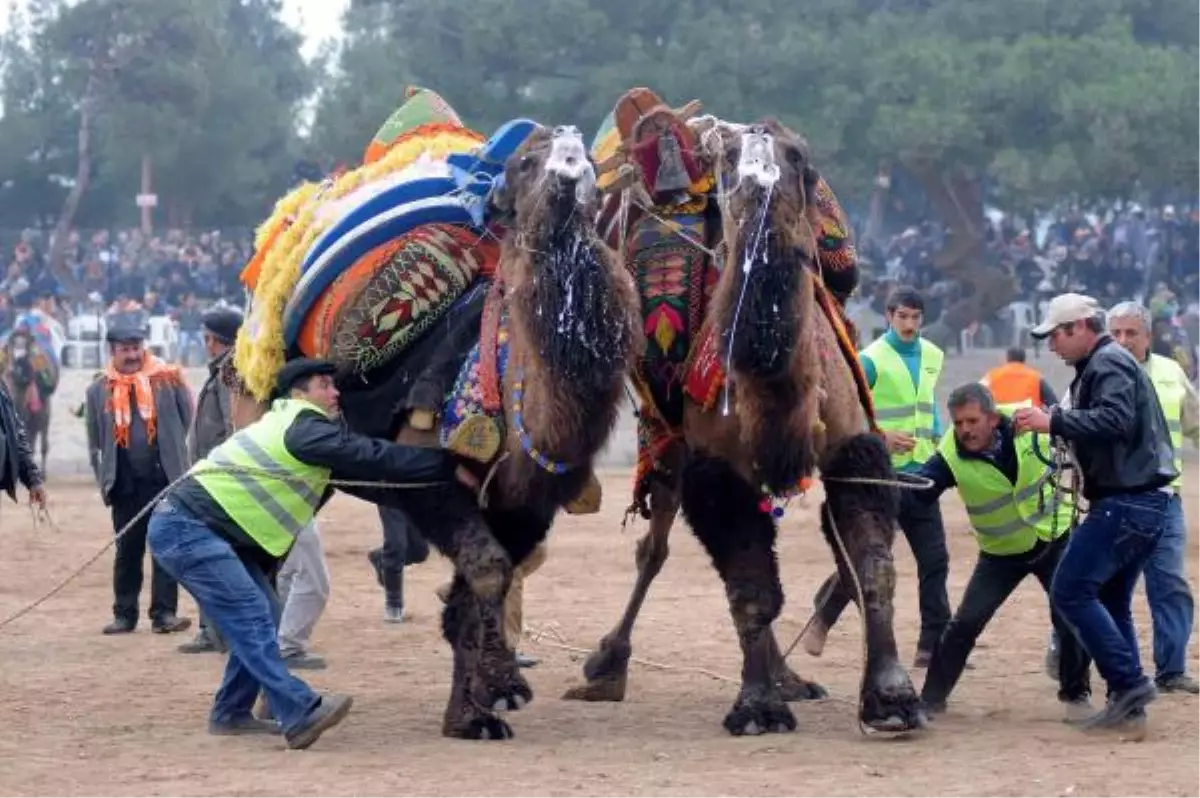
[111,484,179,624]
[922,535,1092,705]
[814,489,951,652]
[371,506,431,609]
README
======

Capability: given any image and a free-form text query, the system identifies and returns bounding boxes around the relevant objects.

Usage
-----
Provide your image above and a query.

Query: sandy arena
[0,353,1196,796]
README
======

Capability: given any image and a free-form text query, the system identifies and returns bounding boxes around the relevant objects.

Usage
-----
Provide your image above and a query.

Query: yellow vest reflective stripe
[190,398,332,557]
[1146,353,1185,489]
[995,398,1034,415]
[863,337,944,467]
[938,430,1075,556]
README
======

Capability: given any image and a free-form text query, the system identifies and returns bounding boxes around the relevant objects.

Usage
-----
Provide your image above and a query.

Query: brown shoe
[286,695,354,750]
[152,615,193,634]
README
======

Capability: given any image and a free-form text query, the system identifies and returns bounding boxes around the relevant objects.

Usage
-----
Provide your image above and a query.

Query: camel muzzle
[736,130,780,190]
[545,126,596,202]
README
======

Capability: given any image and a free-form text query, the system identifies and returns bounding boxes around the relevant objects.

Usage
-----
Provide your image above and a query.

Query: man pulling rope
[146,356,476,750]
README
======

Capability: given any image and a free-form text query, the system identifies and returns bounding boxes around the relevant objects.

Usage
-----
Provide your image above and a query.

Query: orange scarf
[104,352,183,447]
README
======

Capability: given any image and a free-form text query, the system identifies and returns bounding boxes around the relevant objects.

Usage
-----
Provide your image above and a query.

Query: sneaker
[1156,674,1200,694]
[208,716,280,736]
[285,694,354,750]
[384,605,405,624]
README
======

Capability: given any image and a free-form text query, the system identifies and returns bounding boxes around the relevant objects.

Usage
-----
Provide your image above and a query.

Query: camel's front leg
[820,432,925,732]
[438,514,530,740]
[563,445,683,703]
[681,455,796,736]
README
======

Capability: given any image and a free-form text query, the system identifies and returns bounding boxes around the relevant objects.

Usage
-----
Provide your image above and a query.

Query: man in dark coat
[0,379,47,507]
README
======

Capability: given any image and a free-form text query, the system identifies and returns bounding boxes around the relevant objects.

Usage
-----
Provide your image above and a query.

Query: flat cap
[106,327,146,344]
[274,357,338,398]
[201,308,244,345]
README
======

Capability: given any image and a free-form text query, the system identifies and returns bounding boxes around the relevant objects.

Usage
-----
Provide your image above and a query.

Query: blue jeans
[1051,490,1171,693]
[1145,494,1195,681]
[147,501,320,733]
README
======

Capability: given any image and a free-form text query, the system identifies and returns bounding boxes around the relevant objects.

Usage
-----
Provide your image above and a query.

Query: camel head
[495,124,640,390]
[491,125,599,233]
[707,118,820,380]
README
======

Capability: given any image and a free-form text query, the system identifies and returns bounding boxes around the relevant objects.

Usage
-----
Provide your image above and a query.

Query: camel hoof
[444,712,515,741]
[483,671,533,712]
[723,686,797,736]
[776,669,828,702]
[561,674,627,702]
[861,661,925,734]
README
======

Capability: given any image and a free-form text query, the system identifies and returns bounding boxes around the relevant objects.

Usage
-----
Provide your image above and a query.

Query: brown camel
[230,124,642,740]
[564,107,924,736]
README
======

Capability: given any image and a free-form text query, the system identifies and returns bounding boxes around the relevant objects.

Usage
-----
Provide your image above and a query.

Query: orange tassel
[240,217,291,290]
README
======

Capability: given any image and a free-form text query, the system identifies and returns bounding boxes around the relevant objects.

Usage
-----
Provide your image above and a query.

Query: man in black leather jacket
[0,379,47,507]
[1015,293,1178,732]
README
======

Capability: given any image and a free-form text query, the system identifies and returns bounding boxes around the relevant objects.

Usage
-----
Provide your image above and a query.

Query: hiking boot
[151,614,192,634]
[102,618,136,635]
[282,652,328,671]
[1156,674,1200,694]
[1067,680,1157,731]
[799,618,828,658]
[285,694,354,750]
[208,716,280,736]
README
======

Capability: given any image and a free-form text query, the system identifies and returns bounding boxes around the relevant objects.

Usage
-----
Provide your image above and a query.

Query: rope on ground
[0,466,451,632]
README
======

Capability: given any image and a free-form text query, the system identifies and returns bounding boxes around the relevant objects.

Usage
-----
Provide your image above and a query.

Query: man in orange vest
[981,348,1058,413]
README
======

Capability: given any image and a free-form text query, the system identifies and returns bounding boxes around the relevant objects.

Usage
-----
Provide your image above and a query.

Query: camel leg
[423,502,529,740]
[682,455,796,736]
[766,628,828,700]
[819,432,925,732]
[562,446,684,703]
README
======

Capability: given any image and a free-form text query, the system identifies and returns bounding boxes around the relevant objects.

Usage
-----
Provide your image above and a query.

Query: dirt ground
[0,463,1196,796]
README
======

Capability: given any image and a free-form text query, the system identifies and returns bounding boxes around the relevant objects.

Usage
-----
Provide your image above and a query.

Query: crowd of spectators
[0,227,252,357]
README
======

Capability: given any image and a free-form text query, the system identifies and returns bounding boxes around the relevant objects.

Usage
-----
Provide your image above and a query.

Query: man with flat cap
[1013,293,1179,731]
[85,326,194,636]
[147,357,474,749]
[178,307,243,654]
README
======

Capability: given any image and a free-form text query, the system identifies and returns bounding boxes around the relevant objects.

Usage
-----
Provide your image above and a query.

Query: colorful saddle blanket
[440,312,511,448]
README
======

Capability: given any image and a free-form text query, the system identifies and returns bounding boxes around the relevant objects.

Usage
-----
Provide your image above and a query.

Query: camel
[563,99,924,736]
[3,329,56,473]
[231,124,642,740]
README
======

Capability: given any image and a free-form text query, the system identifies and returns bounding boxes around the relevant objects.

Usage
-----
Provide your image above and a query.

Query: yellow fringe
[234,129,485,400]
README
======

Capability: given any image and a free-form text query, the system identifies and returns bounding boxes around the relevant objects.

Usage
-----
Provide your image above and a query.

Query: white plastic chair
[146,315,178,361]
[1007,301,1037,348]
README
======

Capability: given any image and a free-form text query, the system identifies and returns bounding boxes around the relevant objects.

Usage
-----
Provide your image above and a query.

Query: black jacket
[0,381,43,501]
[173,407,453,566]
[1050,334,1177,501]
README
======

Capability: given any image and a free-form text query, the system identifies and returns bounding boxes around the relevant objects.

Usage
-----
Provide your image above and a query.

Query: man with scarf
[86,327,194,635]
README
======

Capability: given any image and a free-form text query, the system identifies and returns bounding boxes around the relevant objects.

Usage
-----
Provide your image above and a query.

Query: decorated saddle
[591,88,874,510]
[1,314,61,401]
[234,86,538,403]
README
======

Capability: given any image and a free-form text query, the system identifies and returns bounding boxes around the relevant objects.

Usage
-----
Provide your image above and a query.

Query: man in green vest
[147,357,469,749]
[1043,302,1199,694]
[916,382,1092,716]
[801,286,952,667]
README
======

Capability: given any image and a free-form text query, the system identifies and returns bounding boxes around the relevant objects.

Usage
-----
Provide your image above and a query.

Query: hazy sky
[0,0,351,61]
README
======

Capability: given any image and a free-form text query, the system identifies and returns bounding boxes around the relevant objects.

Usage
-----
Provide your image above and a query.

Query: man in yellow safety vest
[801,286,952,667]
[1042,302,1199,694]
[147,357,473,749]
[915,383,1092,717]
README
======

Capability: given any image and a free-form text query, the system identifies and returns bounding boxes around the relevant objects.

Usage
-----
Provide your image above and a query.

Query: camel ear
[802,164,821,200]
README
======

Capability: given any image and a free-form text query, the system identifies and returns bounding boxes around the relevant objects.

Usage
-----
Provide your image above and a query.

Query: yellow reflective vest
[1145,353,1186,489]
[863,336,944,467]
[938,429,1074,556]
[190,398,331,557]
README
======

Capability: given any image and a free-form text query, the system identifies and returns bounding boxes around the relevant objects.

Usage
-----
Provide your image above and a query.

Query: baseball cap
[1030,293,1101,339]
